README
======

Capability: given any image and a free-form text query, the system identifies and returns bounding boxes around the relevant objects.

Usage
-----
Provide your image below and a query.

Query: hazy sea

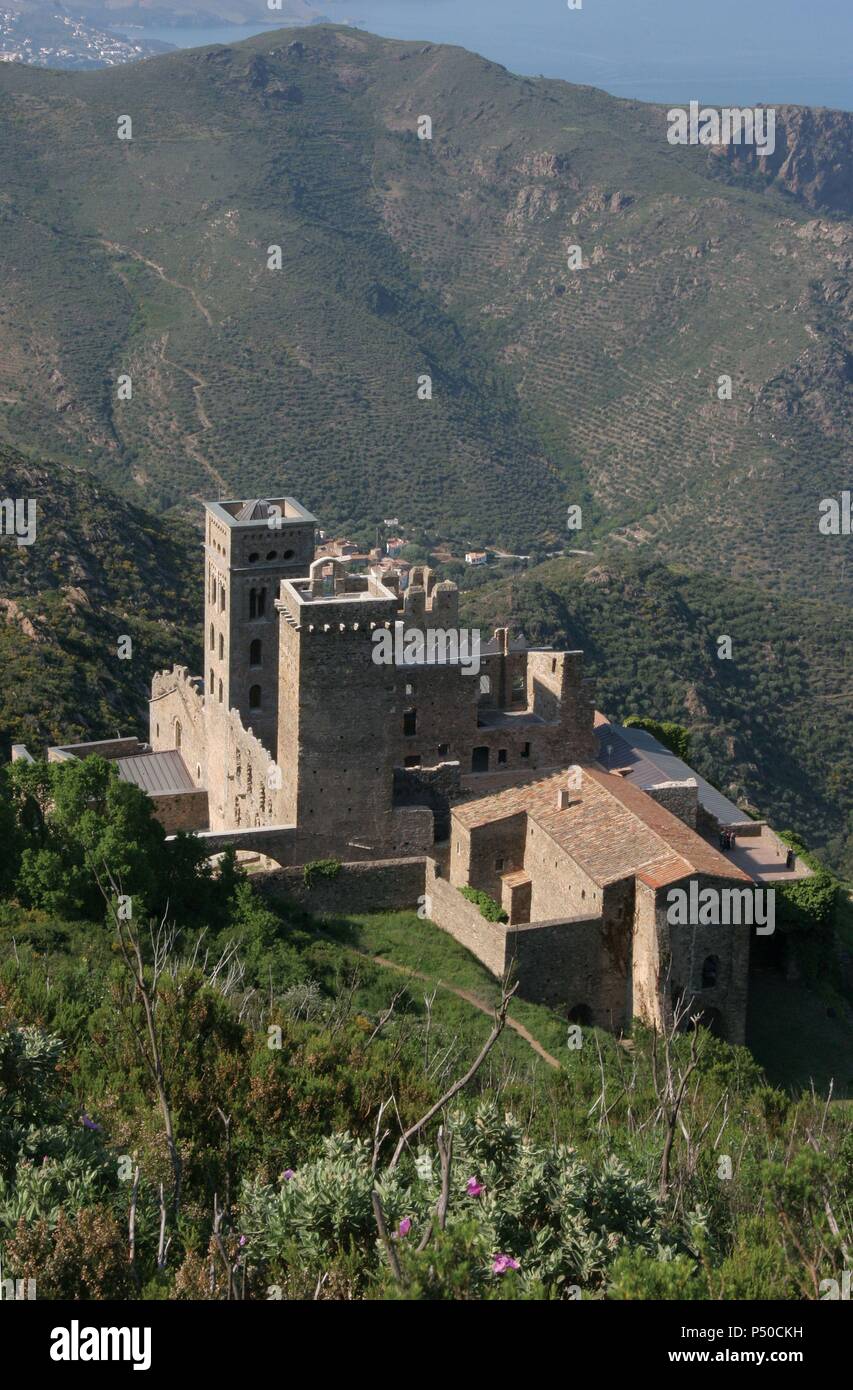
[117,0,853,111]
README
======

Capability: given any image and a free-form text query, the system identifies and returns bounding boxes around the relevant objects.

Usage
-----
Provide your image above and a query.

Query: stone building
[135,491,802,1043]
[15,491,810,1044]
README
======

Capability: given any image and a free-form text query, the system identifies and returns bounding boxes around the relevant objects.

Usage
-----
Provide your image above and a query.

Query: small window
[219,583,226,612]
[249,684,262,711]
[283,548,295,560]
[521,742,530,759]
[494,856,504,871]
[209,668,214,694]
[174,720,182,750]
[479,674,491,695]
[218,679,223,704]
[702,955,719,989]
[405,682,415,697]
[209,623,215,650]
[403,708,417,737]
[196,764,201,781]
[266,550,277,561]
[438,743,449,756]
[248,552,259,564]
[498,749,508,766]
[219,633,224,660]
[552,657,557,673]
[511,675,525,702]
[250,638,262,666]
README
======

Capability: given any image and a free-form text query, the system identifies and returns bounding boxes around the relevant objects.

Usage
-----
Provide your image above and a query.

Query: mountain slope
[0,442,199,753]
[0,25,850,596]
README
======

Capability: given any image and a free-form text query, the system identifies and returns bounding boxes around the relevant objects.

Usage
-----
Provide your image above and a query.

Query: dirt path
[99,238,215,325]
[159,333,228,493]
[322,931,561,1070]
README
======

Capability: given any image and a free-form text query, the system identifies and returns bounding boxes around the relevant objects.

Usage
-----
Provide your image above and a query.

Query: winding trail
[317,929,561,1070]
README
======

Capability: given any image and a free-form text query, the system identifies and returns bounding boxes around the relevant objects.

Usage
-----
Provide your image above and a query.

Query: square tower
[204,497,317,754]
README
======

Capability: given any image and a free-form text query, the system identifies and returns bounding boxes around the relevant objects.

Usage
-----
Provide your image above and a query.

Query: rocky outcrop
[712,106,853,216]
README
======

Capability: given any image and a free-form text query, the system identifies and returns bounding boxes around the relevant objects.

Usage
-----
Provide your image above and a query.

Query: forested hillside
[0,442,199,756]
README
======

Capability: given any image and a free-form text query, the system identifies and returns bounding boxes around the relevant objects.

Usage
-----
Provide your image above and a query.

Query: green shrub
[303,860,342,889]
[460,885,508,923]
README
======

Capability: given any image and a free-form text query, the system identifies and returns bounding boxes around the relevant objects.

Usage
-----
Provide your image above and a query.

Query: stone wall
[506,915,607,1020]
[150,789,209,834]
[150,666,208,792]
[255,856,426,915]
[426,869,511,977]
[646,780,699,829]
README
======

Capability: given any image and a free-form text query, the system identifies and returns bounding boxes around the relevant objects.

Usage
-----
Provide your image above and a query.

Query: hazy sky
[318,0,853,109]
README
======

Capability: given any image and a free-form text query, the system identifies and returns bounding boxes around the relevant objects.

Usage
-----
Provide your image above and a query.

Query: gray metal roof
[596,723,749,827]
[116,750,197,797]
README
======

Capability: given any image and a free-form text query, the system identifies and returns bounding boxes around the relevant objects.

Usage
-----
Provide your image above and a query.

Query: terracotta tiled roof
[453,765,750,888]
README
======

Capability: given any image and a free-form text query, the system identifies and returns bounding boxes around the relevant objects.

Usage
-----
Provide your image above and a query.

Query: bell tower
[203,496,317,755]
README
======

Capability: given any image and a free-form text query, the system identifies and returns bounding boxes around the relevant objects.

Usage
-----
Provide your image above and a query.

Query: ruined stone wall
[150,667,208,791]
[207,703,281,833]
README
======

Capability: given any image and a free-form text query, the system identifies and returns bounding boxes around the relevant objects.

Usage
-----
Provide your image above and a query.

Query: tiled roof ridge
[581,765,751,883]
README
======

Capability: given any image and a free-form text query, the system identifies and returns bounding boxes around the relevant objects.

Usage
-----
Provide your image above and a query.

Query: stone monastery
[23,494,812,1044]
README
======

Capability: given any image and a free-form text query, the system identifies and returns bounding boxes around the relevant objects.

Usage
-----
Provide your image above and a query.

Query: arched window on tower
[257,588,267,618]
[174,720,182,750]
[219,582,226,613]
[209,623,214,651]
[209,668,214,694]
[249,685,262,712]
[701,955,719,989]
[218,678,223,704]
[219,633,224,660]
[250,639,262,667]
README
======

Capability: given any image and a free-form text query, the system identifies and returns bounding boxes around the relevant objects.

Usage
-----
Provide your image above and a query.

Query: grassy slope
[0,25,848,600]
